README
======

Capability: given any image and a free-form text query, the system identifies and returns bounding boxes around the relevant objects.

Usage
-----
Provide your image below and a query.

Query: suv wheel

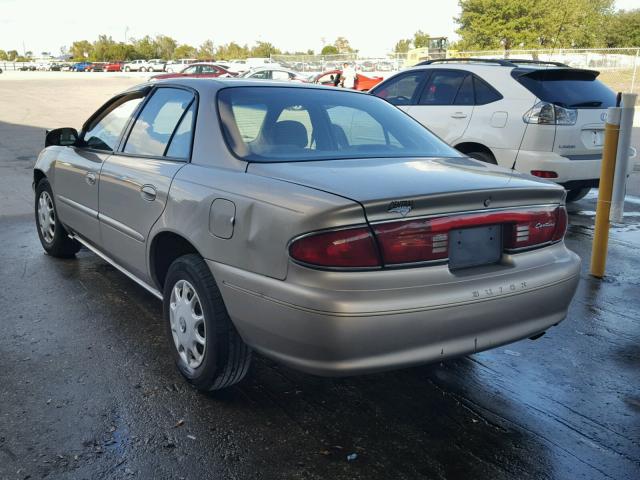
[35,178,80,258]
[139,67,146,72]
[566,187,591,203]
[163,254,251,391]
[124,66,130,72]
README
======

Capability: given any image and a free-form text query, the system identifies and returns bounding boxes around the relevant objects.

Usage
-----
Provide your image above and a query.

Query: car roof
[134,77,367,93]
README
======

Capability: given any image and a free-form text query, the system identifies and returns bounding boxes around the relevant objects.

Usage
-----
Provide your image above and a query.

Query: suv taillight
[523,101,577,125]
[288,206,567,269]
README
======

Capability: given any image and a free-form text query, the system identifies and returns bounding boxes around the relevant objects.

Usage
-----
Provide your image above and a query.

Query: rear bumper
[208,243,581,376]
[496,149,601,183]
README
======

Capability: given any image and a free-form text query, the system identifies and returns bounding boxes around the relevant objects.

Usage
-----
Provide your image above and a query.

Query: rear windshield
[513,69,616,109]
[217,86,460,162]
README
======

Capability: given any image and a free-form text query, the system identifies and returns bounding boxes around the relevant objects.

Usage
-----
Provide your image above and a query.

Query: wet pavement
[1,77,639,480]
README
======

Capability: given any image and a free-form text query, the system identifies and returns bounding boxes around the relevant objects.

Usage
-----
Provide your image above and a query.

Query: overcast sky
[0,0,637,57]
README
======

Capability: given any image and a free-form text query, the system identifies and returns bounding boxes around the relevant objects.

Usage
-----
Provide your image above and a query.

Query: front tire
[35,178,80,258]
[163,254,251,391]
[566,187,591,203]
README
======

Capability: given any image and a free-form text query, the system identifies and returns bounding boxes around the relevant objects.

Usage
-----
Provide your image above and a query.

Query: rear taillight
[289,206,567,269]
[523,101,577,125]
[531,170,558,178]
[289,227,380,268]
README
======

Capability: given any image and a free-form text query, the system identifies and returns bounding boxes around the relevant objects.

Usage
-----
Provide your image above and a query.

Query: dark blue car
[71,62,92,72]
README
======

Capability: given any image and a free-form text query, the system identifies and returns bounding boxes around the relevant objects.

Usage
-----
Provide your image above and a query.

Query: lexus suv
[371,58,629,202]
[34,79,580,391]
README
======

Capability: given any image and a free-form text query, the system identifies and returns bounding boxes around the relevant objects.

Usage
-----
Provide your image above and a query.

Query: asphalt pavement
[0,74,639,480]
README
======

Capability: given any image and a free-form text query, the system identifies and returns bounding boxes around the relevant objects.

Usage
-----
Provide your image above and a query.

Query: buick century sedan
[34,79,580,391]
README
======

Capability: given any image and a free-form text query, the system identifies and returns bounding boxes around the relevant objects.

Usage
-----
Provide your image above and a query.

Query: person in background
[340,62,356,89]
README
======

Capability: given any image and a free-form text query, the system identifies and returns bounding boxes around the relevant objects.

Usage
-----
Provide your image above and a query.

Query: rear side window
[473,76,502,104]
[372,71,426,105]
[453,74,474,105]
[419,70,467,105]
[513,69,616,108]
[124,88,194,158]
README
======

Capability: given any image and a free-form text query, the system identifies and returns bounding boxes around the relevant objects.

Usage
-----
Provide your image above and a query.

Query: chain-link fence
[272,48,640,101]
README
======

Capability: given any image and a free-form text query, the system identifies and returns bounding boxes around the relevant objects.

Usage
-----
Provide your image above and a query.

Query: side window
[201,65,217,74]
[272,70,290,81]
[166,102,196,159]
[373,71,426,106]
[419,70,467,105]
[327,106,387,146]
[453,74,474,105]
[83,94,144,151]
[251,70,269,79]
[183,66,197,74]
[474,76,502,105]
[124,88,194,157]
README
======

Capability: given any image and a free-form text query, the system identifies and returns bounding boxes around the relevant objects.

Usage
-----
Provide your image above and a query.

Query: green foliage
[250,41,281,58]
[604,9,640,47]
[333,37,356,53]
[412,31,431,48]
[197,40,215,60]
[215,42,249,60]
[70,40,93,60]
[7,50,18,61]
[0,50,7,60]
[174,44,197,59]
[456,0,614,50]
[321,45,339,55]
[131,36,156,59]
[155,35,177,60]
[393,39,412,53]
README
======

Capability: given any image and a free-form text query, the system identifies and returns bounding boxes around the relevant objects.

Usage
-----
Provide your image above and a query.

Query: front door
[98,86,197,282]
[54,93,145,244]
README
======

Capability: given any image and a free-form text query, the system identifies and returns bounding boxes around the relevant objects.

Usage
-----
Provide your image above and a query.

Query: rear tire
[35,178,80,258]
[465,151,497,165]
[566,187,591,203]
[163,254,251,391]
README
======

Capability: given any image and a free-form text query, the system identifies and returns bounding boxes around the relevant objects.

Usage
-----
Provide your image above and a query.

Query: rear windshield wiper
[568,101,603,108]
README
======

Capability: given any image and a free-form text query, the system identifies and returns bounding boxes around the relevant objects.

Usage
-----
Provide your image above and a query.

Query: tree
[604,9,640,47]
[413,31,431,48]
[70,40,92,60]
[174,44,197,59]
[0,50,7,60]
[215,42,249,60]
[197,40,215,59]
[393,39,412,53]
[250,41,280,58]
[321,45,339,55]
[456,0,614,51]
[7,50,18,61]
[92,35,117,61]
[131,36,156,59]
[155,35,177,60]
[334,37,356,54]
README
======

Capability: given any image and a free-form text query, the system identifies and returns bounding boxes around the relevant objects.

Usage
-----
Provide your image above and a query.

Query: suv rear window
[513,68,616,109]
[217,86,460,162]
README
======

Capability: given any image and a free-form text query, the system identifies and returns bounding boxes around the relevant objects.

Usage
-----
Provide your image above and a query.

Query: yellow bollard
[590,107,621,278]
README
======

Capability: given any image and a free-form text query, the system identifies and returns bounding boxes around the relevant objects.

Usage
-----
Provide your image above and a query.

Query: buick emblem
[484,198,492,207]
[600,112,607,122]
[387,200,413,217]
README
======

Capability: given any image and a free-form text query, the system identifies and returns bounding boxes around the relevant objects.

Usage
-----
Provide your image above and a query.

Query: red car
[311,69,383,91]
[104,62,124,72]
[151,62,236,80]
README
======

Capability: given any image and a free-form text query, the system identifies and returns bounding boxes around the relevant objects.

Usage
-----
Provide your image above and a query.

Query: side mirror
[45,127,78,147]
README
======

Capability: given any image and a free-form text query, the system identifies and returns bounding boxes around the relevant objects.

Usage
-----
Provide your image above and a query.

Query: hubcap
[37,191,55,243]
[169,280,206,369]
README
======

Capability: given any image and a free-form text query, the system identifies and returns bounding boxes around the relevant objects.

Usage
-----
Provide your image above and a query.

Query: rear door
[410,69,474,144]
[98,86,197,281]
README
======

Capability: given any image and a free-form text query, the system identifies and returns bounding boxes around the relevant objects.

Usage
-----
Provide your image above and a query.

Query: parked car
[34,79,579,391]
[239,67,308,82]
[165,58,197,73]
[105,62,124,72]
[49,63,62,71]
[311,69,383,91]
[123,59,152,72]
[87,62,107,72]
[71,62,92,72]
[150,63,235,80]
[370,58,629,201]
[147,59,166,72]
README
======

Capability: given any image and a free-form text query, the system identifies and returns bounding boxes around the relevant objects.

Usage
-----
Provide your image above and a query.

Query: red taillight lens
[503,206,567,249]
[289,227,380,268]
[531,170,558,179]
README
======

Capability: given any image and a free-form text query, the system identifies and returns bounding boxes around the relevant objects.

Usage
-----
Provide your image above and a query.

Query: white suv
[371,58,623,201]
[123,59,152,72]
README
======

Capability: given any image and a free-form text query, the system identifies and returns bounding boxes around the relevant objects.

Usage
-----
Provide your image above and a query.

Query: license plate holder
[449,225,502,270]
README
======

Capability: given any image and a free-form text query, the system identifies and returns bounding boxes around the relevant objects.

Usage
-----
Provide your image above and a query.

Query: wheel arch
[454,142,496,163]
[149,230,204,291]
[34,169,46,188]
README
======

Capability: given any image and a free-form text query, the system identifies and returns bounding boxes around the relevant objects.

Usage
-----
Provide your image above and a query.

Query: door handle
[140,185,157,201]
[85,171,97,185]
[451,112,468,119]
